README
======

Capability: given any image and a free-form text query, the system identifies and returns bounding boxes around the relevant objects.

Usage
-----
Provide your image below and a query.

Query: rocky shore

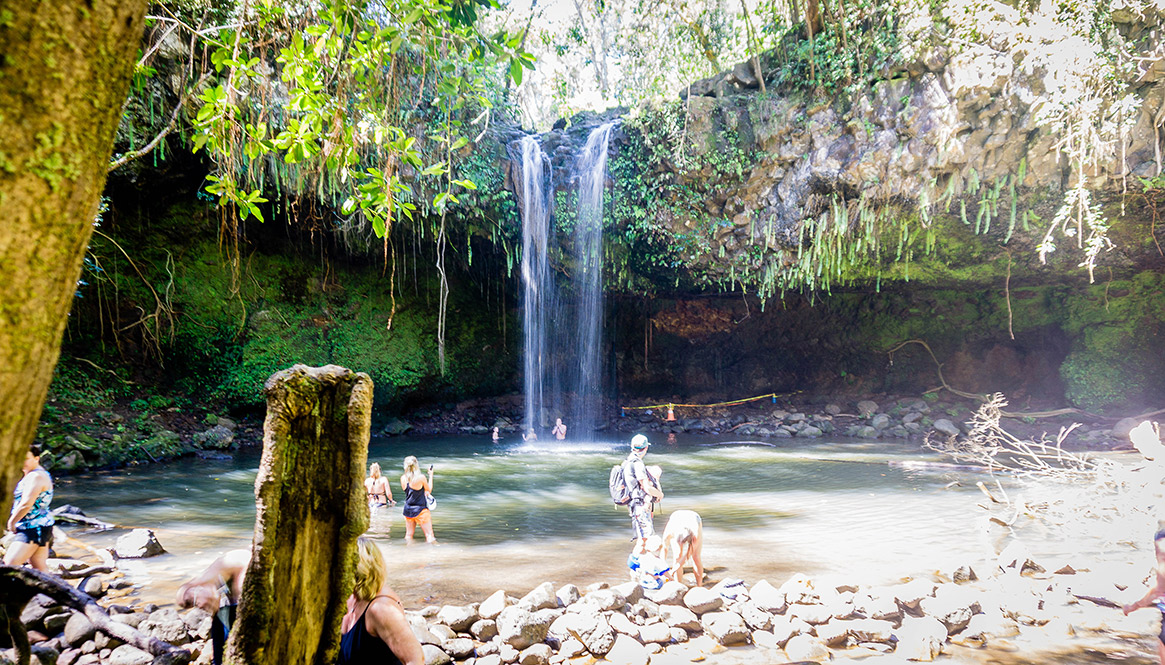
[4,536,1156,665]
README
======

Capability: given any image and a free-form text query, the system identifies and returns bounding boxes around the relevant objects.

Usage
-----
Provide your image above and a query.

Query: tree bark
[225,365,374,665]
[0,0,149,519]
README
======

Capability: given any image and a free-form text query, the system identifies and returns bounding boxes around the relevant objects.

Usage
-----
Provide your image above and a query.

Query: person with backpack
[617,434,664,550]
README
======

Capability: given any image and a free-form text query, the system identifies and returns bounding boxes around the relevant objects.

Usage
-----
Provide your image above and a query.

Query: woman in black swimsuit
[338,537,423,665]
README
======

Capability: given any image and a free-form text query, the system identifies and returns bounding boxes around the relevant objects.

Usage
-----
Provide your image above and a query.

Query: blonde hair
[369,462,381,479]
[402,456,420,479]
[352,536,386,601]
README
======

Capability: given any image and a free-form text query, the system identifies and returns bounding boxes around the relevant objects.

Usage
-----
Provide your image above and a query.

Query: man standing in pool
[625,434,664,550]
[1124,526,1165,665]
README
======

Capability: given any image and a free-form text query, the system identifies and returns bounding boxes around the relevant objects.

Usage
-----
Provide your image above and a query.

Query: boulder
[932,419,960,437]
[140,609,190,645]
[748,580,787,613]
[604,634,650,665]
[565,612,615,656]
[1110,417,1141,439]
[854,590,901,621]
[701,611,750,645]
[517,643,552,665]
[682,586,723,615]
[106,645,151,665]
[381,418,413,436]
[815,619,851,647]
[787,603,832,625]
[192,425,234,450]
[470,619,498,641]
[769,614,809,648]
[555,584,580,608]
[779,574,818,604]
[850,618,895,643]
[659,604,701,632]
[894,616,947,661]
[79,577,104,598]
[576,588,625,612]
[870,414,892,430]
[558,638,587,658]
[496,607,554,650]
[429,624,457,643]
[735,601,773,631]
[479,590,509,620]
[638,622,673,644]
[421,644,451,665]
[797,426,823,438]
[44,611,72,633]
[856,400,879,417]
[645,581,687,605]
[21,594,57,630]
[519,582,558,611]
[113,529,165,558]
[783,634,831,662]
[436,605,478,632]
[444,638,475,660]
[63,614,96,647]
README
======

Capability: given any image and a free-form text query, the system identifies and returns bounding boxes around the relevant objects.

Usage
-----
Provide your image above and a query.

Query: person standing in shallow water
[552,418,567,440]
[5,444,55,571]
[400,456,436,543]
[624,434,664,551]
[492,427,500,443]
[523,428,537,442]
[365,463,395,509]
[1124,527,1165,664]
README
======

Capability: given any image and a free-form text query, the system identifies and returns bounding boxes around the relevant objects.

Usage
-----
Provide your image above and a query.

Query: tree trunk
[226,365,374,665]
[0,0,149,518]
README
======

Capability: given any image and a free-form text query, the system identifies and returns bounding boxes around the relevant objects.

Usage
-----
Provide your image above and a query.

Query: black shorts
[14,525,53,547]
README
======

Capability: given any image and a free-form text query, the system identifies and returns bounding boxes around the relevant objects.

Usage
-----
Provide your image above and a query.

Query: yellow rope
[621,391,801,412]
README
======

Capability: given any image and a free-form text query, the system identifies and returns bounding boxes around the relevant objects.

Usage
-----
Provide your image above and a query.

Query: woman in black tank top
[338,537,423,665]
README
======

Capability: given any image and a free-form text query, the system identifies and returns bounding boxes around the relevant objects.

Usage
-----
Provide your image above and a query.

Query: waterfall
[514,135,556,433]
[512,123,615,441]
[568,122,616,439]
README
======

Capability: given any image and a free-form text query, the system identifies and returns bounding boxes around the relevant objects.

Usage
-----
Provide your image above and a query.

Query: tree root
[0,565,191,665]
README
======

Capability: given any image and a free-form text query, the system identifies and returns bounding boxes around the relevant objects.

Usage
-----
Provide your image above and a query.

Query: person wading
[5,444,55,571]
[625,434,664,551]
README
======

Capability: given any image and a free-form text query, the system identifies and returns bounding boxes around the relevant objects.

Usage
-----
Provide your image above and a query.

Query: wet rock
[784,634,831,662]
[683,586,723,614]
[192,425,234,450]
[479,590,510,620]
[381,418,413,436]
[797,425,823,438]
[44,612,72,633]
[421,644,451,665]
[79,577,103,598]
[894,616,947,661]
[113,529,165,558]
[436,605,478,632]
[855,425,879,438]
[701,611,750,645]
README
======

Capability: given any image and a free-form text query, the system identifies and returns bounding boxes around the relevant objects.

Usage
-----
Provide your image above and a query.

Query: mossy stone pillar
[226,364,373,665]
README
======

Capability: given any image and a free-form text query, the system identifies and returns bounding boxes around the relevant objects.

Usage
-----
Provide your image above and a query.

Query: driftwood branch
[0,566,191,664]
[57,565,116,580]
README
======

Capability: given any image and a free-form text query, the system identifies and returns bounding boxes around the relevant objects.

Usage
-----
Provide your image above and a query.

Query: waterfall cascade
[513,122,615,441]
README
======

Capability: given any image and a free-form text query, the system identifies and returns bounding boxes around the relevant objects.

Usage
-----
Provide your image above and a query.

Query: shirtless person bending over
[1124,527,1165,665]
[177,549,251,665]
